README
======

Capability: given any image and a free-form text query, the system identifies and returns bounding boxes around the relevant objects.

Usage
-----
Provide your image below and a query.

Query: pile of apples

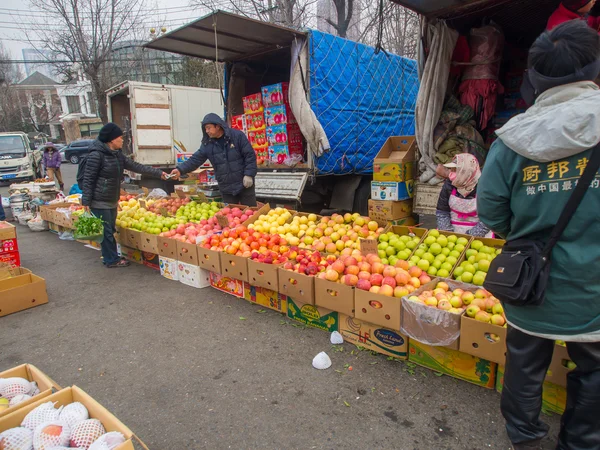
[453,240,502,285]
[247,208,294,238]
[117,202,180,234]
[282,249,336,275]
[159,221,224,243]
[175,201,221,222]
[408,230,468,278]
[310,214,385,255]
[407,281,468,314]
[377,231,422,265]
[118,194,137,202]
[463,288,506,326]
[201,226,292,260]
[281,213,320,247]
[215,206,256,227]
[146,197,192,215]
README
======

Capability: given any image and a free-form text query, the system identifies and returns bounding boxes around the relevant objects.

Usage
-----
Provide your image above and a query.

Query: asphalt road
[0,164,561,449]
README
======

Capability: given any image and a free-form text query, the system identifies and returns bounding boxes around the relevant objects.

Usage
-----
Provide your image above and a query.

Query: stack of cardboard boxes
[370,136,417,228]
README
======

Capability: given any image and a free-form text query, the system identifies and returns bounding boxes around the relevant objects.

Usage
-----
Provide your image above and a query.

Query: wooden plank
[137,125,171,130]
[134,103,170,109]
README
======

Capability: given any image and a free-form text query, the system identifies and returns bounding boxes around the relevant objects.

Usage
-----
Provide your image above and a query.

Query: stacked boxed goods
[243,93,267,165]
[371,137,416,208]
[0,222,19,268]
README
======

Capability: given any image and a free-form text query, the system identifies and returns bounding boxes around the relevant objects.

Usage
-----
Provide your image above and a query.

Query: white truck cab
[0,132,43,182]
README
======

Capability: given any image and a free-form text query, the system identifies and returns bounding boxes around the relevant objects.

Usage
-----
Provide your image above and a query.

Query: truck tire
[69,154,80,164]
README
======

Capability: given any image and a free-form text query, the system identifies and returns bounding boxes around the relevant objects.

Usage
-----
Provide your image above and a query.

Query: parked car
[63,139,94,164]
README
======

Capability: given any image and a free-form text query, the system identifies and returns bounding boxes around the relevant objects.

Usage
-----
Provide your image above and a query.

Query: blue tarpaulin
[309,30,419,175]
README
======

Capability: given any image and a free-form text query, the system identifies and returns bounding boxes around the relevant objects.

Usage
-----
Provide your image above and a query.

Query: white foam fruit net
[21,402,62,431]
[9,394,32,407]
[69,419,106,449]
[0,427,34,450]
[32,421,70,450]
[0,378,37,400]
[58,403,89,430]
[88,432,126,450]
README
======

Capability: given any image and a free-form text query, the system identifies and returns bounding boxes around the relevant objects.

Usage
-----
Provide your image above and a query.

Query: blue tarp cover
[309,30,419,175]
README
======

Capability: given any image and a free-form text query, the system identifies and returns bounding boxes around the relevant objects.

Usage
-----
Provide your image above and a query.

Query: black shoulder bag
[484,147,600,307]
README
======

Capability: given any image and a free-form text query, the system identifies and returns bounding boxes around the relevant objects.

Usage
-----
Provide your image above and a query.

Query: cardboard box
[266,123,302,147]
[177,241,200,266]
[546,343,574,388]
[178,261,211,289]
[354,289,402,331]
[220,253,249,282]
[0,386,145,450]
[368,199,412,223]
[373,136,416,182]
[243,283,287,314]
[339,314,408,359]
[231,114,246,132]
[262,82,289,108]
[0,251,20,268]
[243,93,264,115]
[209,272,244,298]
[159,256,179,280]
[118,245,143,264]
[0,364,60,418]
[197,247,222,273]
[139,232,159,254]
[401,279,471,349]
[277,268,315,305]
[459,315,507,365]
[287,297,339,332]
[268,144,290,165]
[409,340,497,388]
[114,227,125,245]
[0,221,17,240]
[245,111,265,132]
[264,104,296,127]
[314,277,355,316]
[496,365,566,415]
[371,180,414,201]
[141,251,159,271]
[0,272,48,317]
[157,236,178,259]
[389,217,416,227]
[247,259,281,290]
[124,228,142,250]
[248,128,267,148]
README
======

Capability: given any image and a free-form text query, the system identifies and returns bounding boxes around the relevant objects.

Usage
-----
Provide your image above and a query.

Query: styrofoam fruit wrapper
[46,447,84,450]
[0,378,37,400]
[9,394,32,407]
[69,419,106,449]
[88,432,126,450]
[312,352,332,370]
[330,331,344,345]
[0,427,34,450]
[58,402,89,430]
[21,402,63,431]
[33,421,70,450]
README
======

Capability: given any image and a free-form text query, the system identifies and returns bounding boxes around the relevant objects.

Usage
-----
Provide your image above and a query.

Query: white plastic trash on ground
[330,331,344,345]
[312,352,332,370]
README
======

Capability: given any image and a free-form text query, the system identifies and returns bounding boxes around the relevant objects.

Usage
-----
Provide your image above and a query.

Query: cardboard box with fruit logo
[209,272,244,298]
[261,82,289,108]
[496,365,566,415]
[159,256,179,281]
[268,145,290,165]
[371,180,414,202]
[0,364,60,418]
[245,111,265,132]
[243,93,263,114]
[264,104,296,127]
[141,251,160,271]
[0,252,20,268]
[253,144,268,166]
[287,297,339,332]
[408,340,497,389]
[178,261,210,289]
[243,283,287,314]
[266,123,302,151]
[248,128,267,147]
[372,136,416,183]
[339,314,408,359]
[368,199,413,224]
[118,245,142,264]
[231,114,247,132]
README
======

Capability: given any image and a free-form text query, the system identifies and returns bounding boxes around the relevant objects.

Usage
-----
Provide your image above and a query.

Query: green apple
[430,243,442,255]
[432,260,442,270]
[428,229,440,238]
[417,259,430,271]
[423,253,435,263]
[437,269,449,278]
[424,236,437,246]
[461,272,474,283]
[447,234,458,243]
[437,236,448,247]
[471,240,484,251]
[427,266,438,276]
[442,247,451,256]
[453,267,464,277]
[473,272,486,286]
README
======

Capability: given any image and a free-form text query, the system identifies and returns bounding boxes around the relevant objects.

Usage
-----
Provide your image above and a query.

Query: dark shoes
[107,259,130,268]
[512,439,542,450]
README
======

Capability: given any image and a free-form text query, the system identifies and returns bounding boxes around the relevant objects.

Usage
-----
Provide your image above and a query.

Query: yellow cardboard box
[372,136,416,182]
[243,283,287,314]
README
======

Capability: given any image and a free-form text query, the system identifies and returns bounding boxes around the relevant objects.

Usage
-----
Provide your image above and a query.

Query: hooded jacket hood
[201,113,229,145]
[496,81,600,163]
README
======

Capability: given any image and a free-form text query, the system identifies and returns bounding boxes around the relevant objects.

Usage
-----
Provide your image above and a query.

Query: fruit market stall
[19,188,573,417]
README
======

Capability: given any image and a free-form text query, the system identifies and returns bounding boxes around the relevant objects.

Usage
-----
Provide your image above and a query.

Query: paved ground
[0,165,561,449]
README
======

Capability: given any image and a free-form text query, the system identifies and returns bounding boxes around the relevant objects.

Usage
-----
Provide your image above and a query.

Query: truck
[144,11,419,211]
[106,80,223,174]
[0,132,43,182]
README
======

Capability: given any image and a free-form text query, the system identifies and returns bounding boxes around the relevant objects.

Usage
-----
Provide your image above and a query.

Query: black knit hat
[98,122,123,143]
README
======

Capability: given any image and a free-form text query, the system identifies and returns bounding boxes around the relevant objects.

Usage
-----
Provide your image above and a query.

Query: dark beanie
[562,0,592,11]
[98,122,123,143]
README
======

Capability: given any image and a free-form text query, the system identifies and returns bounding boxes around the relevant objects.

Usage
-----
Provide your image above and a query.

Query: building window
[87,92,97,116]
[80,123,103,138]
[66,96,81,114]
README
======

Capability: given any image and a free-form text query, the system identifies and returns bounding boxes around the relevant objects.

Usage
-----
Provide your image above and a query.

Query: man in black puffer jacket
[170,113,258,206]
[82,123,166,268]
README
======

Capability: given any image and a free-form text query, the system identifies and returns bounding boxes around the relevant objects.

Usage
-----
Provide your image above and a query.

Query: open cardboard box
[545,343,573,388]
[355,288,402,331]
[368,199,413,224]
[176,241,200,266]
[157,235,178,259]
[450,236,505,279]
[0,221,17,240]
[0,364,60,418]
[339,314,408,359]
[277,268,315,305]
[139,232,160,254]
[197,247,222,273]
[360,225,427,257]
[220,253,249,282]
[0,386,147,450]
[314,277,355,316]
[372,136,416,183]
[459,315,507,365]
[124,229,142,250]
[247,259,281,291]
[0,269,48,318]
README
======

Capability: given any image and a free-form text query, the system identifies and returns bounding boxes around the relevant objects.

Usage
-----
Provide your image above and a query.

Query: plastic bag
[73,214,104,243]
[145,188,168,200]
[17,211,33,225]
[69,419,106,449]
[283,154,303,167]
[58,231,74,241]
[28,214,48,232]
[33,421,70,449]
[0,426,34,450]
[88,432,126,450]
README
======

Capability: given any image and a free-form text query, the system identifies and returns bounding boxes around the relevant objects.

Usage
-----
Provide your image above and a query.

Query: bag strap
[544,146,600,256]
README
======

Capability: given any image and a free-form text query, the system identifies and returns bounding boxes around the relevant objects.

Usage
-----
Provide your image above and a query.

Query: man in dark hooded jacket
[170,113,258,206]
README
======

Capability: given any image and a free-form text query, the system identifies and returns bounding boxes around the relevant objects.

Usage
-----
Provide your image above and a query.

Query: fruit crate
[449,236,505,284]
[409,229,472,278]
[373,226,428,263]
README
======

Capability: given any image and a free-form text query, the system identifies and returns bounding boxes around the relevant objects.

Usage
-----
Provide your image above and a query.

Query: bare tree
[22,0,152,122]
[324,0,354,38]
[0,44,28,132]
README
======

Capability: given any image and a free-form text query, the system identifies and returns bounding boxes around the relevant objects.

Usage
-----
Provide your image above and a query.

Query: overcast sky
[0,0,201,59]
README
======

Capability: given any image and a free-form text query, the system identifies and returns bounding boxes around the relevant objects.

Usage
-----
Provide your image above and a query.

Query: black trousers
[221,185,257,207]
[501,326,600,449]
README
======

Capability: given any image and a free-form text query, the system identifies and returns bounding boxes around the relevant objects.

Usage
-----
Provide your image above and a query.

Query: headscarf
[43,142,56,152]
[447,153,481,197]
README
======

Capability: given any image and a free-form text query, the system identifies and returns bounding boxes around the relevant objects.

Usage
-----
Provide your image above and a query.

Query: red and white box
[1,238,18,254]
[0,251,20,268]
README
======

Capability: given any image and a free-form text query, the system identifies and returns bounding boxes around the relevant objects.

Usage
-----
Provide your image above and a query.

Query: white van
[0,132,43,182]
